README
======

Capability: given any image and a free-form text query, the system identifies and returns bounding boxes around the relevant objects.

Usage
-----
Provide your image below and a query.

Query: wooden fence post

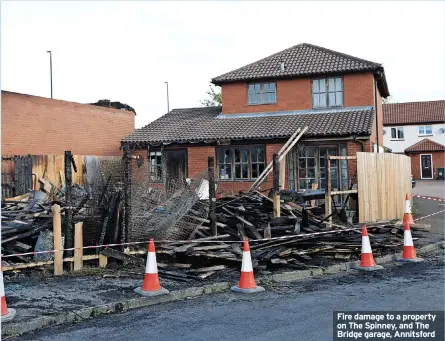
[74,222,83,271]
[273,154,280,218]
[52,204,63,276]
[64,151,74,269]
[208,156,217,236]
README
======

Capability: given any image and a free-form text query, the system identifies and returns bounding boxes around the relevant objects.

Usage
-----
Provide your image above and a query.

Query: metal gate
[1,156,33,199]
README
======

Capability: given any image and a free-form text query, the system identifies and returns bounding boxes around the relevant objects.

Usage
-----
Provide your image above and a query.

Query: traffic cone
[231,239,265,293]
[354,226,383,271]
[397,222,424,263]
[1,270,16,322]
[403,193,415,225]
[134,239,169,297]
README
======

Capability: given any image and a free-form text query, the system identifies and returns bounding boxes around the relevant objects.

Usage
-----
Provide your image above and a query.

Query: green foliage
[201,84,222,107]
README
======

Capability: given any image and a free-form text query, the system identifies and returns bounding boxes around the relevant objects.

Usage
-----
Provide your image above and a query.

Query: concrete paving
[11,253,444,341]
[413,180,445,199]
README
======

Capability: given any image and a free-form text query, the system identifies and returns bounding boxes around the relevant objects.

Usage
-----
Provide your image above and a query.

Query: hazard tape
[413,195,445,202]
[413,209,445,222]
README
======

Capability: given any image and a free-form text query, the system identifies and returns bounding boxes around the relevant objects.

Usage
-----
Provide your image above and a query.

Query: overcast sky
[1,1,444,128]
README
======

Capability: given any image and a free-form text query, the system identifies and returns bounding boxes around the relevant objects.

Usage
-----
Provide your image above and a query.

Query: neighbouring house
[122,43,390,193]
[383,100,445,180]
[1,91,136,156]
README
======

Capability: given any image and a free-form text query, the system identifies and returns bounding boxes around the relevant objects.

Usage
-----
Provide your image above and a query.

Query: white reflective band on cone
[361,236,372,253]
[404,230,414,246]
[405,200,411,213]
[146,252,158,274]
[241,251,253,272]
[0,272,4,296]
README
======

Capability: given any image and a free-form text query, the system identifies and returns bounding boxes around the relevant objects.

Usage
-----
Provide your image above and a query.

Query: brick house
[1,91,136,156]
[383,101,445,180]
[122,43,390,193]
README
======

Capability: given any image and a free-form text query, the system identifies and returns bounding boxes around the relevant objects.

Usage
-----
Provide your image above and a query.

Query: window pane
[270,92,276,103]
[336,92,343,106]
[241,149,248,162]
[255,93,261,104]
[319,79,326,92]
[335,77,342,91]
[269,83,276,92]
[235,165,241,178]
[418,126,424,134]
[307,148,315,157]
[235,149,240,162]
[328,78,335,91]
[398,127,404,139]
[307,158,315,167]
[242,165,248,178]
[312,80,319,93]
[252,164,258,178]
[299,158,306,168]
[299,179,307,190]
[313,94,320,107]
[263,92,270,103]
[319,93,327,107]
[307,168,315,178]
[224,149,232,162]
[263,83,269,92]
[248,92,255,104]
[329,93,336,106]
[299,168,306,178]
[426,126,433,134]
[391,128,396,139]
[255,84,261,92]
[258,148,265,162]
[248,84,255,94]
[258,164,265,174]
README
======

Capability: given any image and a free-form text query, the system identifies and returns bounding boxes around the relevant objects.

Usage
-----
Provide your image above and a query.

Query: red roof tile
[405,138,445,152]
[383,100,445,125]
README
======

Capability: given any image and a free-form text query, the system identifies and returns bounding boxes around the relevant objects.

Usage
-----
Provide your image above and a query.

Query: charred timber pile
[105,191,426,281]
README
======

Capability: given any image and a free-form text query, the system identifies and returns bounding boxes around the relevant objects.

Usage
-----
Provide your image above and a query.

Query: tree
[201,84,222,107]
[382,95,398,104]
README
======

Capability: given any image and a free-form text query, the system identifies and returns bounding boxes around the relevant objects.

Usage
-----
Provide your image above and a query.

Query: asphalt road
[11,252,444,341]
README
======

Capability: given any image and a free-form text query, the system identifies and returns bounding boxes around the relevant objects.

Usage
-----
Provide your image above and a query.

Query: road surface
[11,253,444,341]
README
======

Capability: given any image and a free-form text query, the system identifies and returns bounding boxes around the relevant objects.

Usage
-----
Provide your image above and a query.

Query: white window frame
[247,82,277,105]
[418,125,433,136]
[312,77,343,109]
[390,126,404,140]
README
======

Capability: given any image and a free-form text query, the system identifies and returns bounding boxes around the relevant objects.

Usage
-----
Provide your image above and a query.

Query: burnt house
[122,43,389,193]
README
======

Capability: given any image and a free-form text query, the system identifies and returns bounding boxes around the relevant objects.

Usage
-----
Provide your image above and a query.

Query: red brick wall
[221,72,375,114]
[408,152,445,179]
[1,91,135,156]
[343,73,374,108]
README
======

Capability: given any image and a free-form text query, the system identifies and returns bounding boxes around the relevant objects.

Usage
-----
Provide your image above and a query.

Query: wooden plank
[99,254,108,268]
[190,244,229,252]
[330,189,358,195]
[250,126,308,189]
[186,265,227,273]
[74,222,83,271]
[310,183,318,207]
[221,207,254,227]
[2,261,53,271]
[52,204,63,276]
[328,156,357,160]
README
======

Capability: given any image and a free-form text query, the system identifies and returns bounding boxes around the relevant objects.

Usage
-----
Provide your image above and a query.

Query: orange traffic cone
[397,222,424,263]
[354,226,383,271]
[403,193,415,225]
[134,239,169,297]
[1,270,16,322]
[231,239,265,293]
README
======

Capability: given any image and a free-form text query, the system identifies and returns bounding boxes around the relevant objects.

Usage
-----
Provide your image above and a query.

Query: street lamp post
[47,51,53,99]
[165,81,169,113]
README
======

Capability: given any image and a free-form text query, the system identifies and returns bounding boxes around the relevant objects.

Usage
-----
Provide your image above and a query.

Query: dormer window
[248,82,276,105]
[312,77,343,108]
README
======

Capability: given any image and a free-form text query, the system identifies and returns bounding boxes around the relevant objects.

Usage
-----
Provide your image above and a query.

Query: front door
[165,150,187,188]
[420,154,433,179]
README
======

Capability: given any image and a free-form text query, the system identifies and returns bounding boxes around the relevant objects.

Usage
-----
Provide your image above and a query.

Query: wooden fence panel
[357,152,411,223]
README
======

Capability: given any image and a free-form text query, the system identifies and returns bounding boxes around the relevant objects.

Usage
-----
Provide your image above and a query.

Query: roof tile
[122,106,374,144]
[383,100,445,125]
[405,138,445,152]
